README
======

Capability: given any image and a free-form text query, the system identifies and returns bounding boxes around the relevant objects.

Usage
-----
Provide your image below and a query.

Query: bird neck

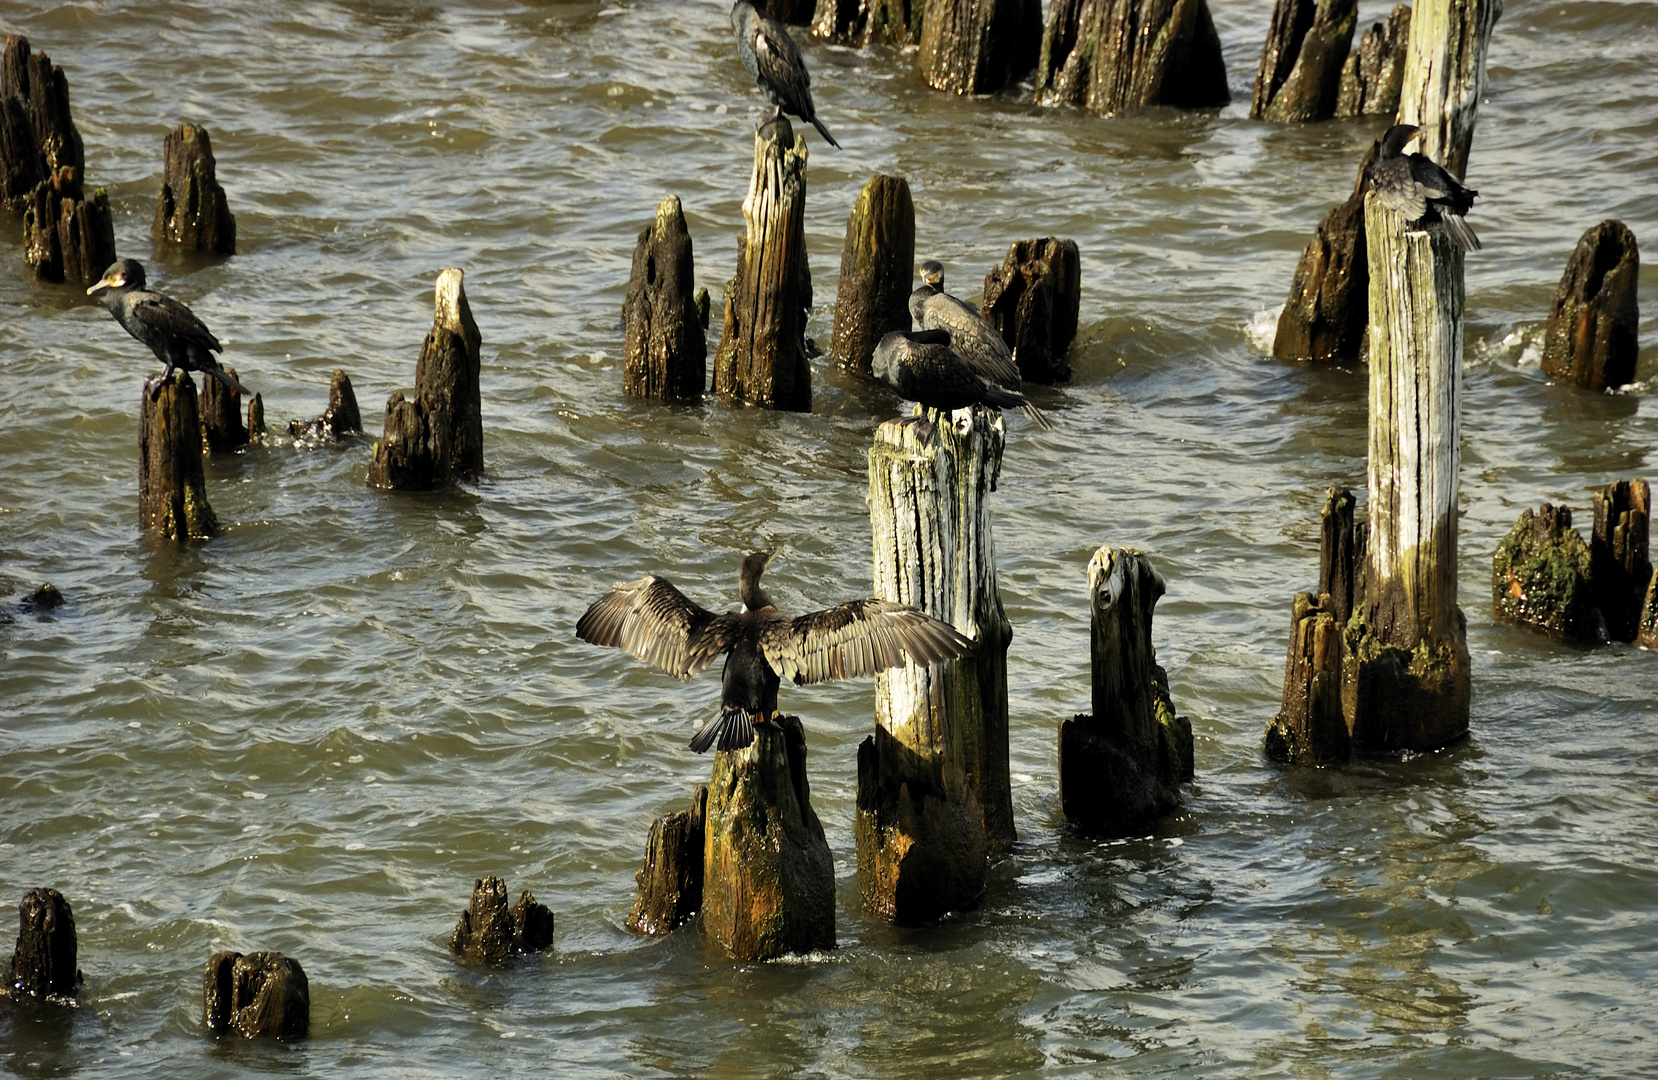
[740,581,773,612]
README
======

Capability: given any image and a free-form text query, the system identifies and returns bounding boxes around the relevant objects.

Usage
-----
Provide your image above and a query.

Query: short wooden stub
[1036,0,1229,114]
[1395,0,1502,181]
[201,364,248,453]
[701,716,834,960]
[1250,0,1357,123]
[247,393,267,443]
[812,0,918,46]
[713,121,812,412]
[1058,547,1193,834]
[1491,503,1597,641]
[153,122,236,255]
[450,876,555,964]
[7,887,81,1001]
[370,268,480,489]
[623,195,706,401]
[290,369,364,442]
[1541,220,1640,392]
[22,167,116,286]
[140,373,219,540]
[369,390,450,490]
[1273,140,1379,364]
[1335,3,1411,117]
[830,174,914,378]
[1,35,85,210]
[1590,479,1652,644]
[982,236,1080,384]
[918,0,1042,96]
[627,784,708,935]
[203,950,309,1040]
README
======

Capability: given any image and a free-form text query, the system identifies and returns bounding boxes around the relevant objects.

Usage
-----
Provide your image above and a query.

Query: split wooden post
[1272,140,1379,363]
[1250,0,1358,123]
[1590,479,1652,644]
[622,195,706,401]
[812,0,919,46]
[140,374,219,540]
[861,407,1013,924]
[713,120,812,412]
[203,951,308,1040]
[153,122,235,255]
[1541,220,1640,392]
[449,876,555,964]
[627,785,708,935]
[201,365,248,453]
[700,716,834,960]
[981,236,1081,384]
[1395,0,1502,182]
[1035,0,1229,114]
[917,0,1042,96]
[1335,4,1412,117]
[1058,547,1193,833]
[8,888,81,1001]
[830,174,914,379]
[370,268,481,489]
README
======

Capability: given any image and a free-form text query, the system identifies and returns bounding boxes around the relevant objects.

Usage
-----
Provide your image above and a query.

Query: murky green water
[2,0,1655,1076]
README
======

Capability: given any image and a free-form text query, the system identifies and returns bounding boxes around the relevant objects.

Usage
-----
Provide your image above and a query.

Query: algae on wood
[917,0,1043,96]
[830,174,914,379]
[1250,0,1358,123]
[1491,503,1598,641]
[201,364,249,454]
[1590,479,1652,644]
[623,195,706,401]
[813,0,919,46]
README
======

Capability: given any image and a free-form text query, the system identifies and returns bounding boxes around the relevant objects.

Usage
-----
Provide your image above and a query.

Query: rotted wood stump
[812,0,919,46]
[370,268,481,489]
[22,167,115,285]
[7,888,81,1001]
[1640,569,1658,650]
[450,876,555,964]
[1590,479,1652,644]
[153,122,235,255]
[1395,0,1501,182]
[1335,4,1411,117]
[701,716,834,960]
[627,784,708,935]
[1058,547,1193,834]
[861,407,1013,924]
[290,369,365,442]
[623,195,706,401]
[714,120,812,412]
[767,0,818,23]
[203,951,308,1040]
[917,0,1042,96]
[1491,503,1598,642]
[247,393,268,443]
[1,35,84,209]
[830,174,914,378]
[1035,0,1230,114]
[201,364,248,453]
[140,373,219,540]
[1272,138,1380,363]
[1540,220,1640,392]
[1250,0,1358,123]
[982,236,1080,384]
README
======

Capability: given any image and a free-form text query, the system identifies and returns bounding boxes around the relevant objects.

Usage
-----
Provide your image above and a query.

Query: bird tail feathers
[1442,213,1481,252]
[811,116,840,149]
[980,385,1053,430]
[211,365,252,398]
[689,707,756,754]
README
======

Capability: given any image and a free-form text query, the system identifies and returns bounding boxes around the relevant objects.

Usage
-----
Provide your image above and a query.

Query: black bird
[730,1,840,148]
[873,328,1051,433]
[576,551,971,753]
[87,259,250,399]
[908,261,1023,391]
[1363,123,1481,252]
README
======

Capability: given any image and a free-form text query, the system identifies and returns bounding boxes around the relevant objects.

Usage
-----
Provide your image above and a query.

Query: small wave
[1244,305,1284,354]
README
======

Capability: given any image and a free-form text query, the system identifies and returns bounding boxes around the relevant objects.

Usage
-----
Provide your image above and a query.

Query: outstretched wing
[760,599,972,686]
[917,294,1021,390]
[130,292,222,354]
[576,575,737,679]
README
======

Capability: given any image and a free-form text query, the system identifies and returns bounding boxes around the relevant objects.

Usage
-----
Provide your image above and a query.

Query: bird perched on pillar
[908,260,1024,391]
[873,328,1051,436]
[87,259,251,400]
[1363,124,1481,252]
[577,551,970,753]
[730,1,840,148]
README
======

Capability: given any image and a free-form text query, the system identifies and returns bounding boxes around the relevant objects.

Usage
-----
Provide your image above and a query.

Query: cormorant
[87,259,251,400]
[873,328,1051,432]
[577,551,971,753]
[1363,124,1481,252]
[908,260,1023,390]
[730,1,840,149]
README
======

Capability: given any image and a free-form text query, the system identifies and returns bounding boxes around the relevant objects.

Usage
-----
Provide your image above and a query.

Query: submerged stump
[812,0,919,46]
[1250,0,1357,123]
[623,195,706,401]
[153,122,235,255]
[831,174,915,378]
[917,0,1042,96]
[22,166,114,286]
[981,236,1080,384]
[291,369,364,442]
[140,373,219,540]
[1036,0,1230,114]
[449,876,555,964]
[1335,4,1411,117]
[7,888,81,1001]
[701,716,834,960]
[370,269,480,488]
[203,951,308,1040]
[627,784,708,935]
[201,364,248,453]
[1590,479,1652,644]
[1058,547,1193,834]
[1540,220,1640,392]
[1491,503,1598,641]
[713,120,812,412]
[1395,0,1501,182]
[1272,139,1379,363]
[1,35,84,210]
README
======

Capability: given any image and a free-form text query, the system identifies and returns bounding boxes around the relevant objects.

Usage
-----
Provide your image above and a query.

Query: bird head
[919,260,944,289]
[1378,124,1420,159]
[738,551,774,611]
[86,258,146,297]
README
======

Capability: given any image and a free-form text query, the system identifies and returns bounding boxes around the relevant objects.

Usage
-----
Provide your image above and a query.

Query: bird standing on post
[576,551,971,753]
[87,259,251,400]
[908,260,1024,392]
[873,328,1051,437]
[730,1,840,148]
[1363,124,1481,252]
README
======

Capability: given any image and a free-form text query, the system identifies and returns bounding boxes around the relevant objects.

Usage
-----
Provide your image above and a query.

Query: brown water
[2,1,1656,1076]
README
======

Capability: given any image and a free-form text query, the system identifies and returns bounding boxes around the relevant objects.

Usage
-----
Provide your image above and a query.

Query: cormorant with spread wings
[576,551,971,753]
[730,1,840,148]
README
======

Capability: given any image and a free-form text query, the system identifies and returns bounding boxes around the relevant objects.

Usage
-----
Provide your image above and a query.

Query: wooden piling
[917,0,1042,96]
[1058,547,1193,833]
[370,269,481,489]
[140,374,219,540]
[627,785,708,935]
[0,35,84,206]
[1590,479,1652,644]
[1491,503,1598,641]
[1250,0,1357,123]
[449,876,555,964]
[1335,4,1411,117]
[292,370,365,442]
[203,951,308,1040]
[860,408,1012,923]
[700,716,834,960]
[1272,139,1379,363]
[1036,0,1229,114]
[981,236,1080,384]
[7,888,80,1001]
[1541,220,1640,392]
[830,174,914,379]
[201,365,249,454]
[623,195,706,401]
[713,120,812,412]
[767,0,818,23]
[22,168,115,286]
[1395,0,1502,182]
[812,0,919,46]
[153,122,235,255]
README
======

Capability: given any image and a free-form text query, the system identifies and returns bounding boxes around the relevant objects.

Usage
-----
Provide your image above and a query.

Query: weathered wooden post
[370,268,481,489]
[1272,140,1379,363]
[203,951,308,1040]
[23,167,115,285]
[713,120,812,412]
[1250,0,1358,122]
[626,785,707,935]
[1541,221,1639,392]
[861,407,1012,923]
[623,195,706,401]
[1335,4,1411,117]
[1395,0,1501,182]
[8,888,81,1001]
[141,374,219,540]
[153,122,235,255]
[1058,547,1193,833]
[201,365,248,453]
[1491,503,1598,641]
[830,174,914,379]
[981,236,1080,384]
[449,876,555,963]
[917,0,1042,96]
[700,716,834,959]
[812,0,919,46]
[290,369,364,442]
[1590,479,1652,644]
[1035,0,1229,114]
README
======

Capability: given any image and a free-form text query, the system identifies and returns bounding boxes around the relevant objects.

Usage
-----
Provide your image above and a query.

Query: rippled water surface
[2,0,1656,1076]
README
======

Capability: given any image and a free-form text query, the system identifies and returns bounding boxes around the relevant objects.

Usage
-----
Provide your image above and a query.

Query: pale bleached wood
[1395,0,1501,181]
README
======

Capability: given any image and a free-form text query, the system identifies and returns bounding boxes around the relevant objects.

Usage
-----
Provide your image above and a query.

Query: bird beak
[86,273,119,296]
